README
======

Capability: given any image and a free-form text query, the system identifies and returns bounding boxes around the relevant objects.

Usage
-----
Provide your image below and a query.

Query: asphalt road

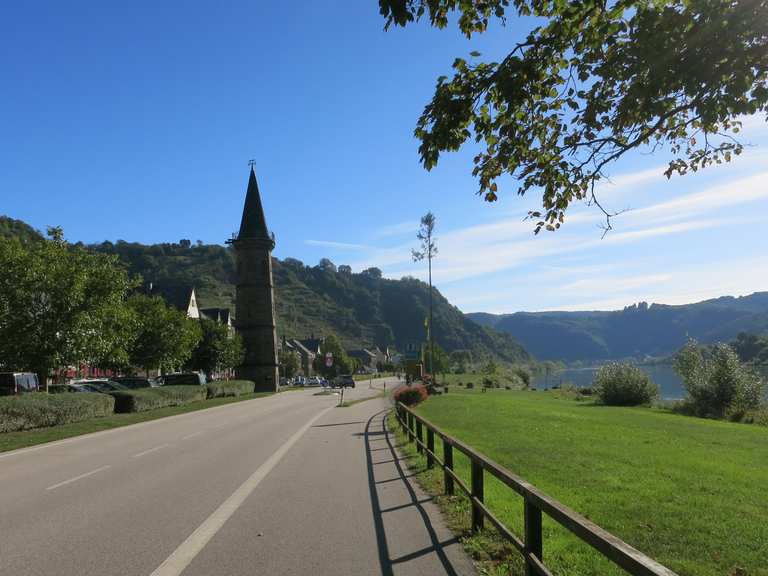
[0,380,474,576]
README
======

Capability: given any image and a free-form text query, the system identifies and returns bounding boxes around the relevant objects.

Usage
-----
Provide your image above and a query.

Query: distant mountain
[469,295,768,362]
[1,214,530,362]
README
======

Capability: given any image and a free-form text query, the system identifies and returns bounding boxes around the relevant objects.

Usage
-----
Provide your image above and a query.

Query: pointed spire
[238,167,271,240]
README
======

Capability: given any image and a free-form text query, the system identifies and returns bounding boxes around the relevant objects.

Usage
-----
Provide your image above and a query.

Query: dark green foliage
[593,363,658,406]
[110,385,207,413]
[90,238,529,362]
[190,319,244,379]
[0,216,42,244]
[470,293,768,361]
[205,380,254,399]
[730,332,768,368]
[379,1,768,231]
[0,392,115,432]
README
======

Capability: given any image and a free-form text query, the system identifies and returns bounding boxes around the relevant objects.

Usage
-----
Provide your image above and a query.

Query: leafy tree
[674,340,764,419]
[279,349,300,379]
[314,333,356,377]
[379,0,768,232]
[190,318,244,380]
[423,342,449,375]
[593,362,659,406]
[449,349,473,373]
[0,229,137,383]
[127,294,202,375]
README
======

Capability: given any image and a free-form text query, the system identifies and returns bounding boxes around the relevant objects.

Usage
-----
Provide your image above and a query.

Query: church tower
[229,167,279,392]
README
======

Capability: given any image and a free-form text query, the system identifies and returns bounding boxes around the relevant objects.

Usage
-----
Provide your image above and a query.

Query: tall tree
[314,334,356,378]
[190,318,244,380]
[127,294,202,375]
[379,0,768,232]
[412,212,438,374]
[0,229,137,384]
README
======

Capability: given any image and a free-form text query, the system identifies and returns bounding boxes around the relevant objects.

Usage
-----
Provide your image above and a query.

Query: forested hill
[95,243,529,362]
[0,216,528,362]
[469,295,768,362]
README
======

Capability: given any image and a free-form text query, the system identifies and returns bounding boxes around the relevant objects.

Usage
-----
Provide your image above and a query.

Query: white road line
[181,431,203,440]
[46,465,111,491]
[132,444,171,458]
[149,405,335,576]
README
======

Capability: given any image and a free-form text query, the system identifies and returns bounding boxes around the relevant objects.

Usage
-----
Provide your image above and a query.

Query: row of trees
[0,230,243,382]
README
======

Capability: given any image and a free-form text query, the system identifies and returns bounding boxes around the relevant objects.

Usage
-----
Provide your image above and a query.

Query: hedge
[206,380,255,399]
[110,385,207,413]
[0,392,115,432]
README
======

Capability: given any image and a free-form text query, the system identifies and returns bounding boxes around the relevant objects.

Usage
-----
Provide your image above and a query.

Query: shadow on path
[364,409,464,576]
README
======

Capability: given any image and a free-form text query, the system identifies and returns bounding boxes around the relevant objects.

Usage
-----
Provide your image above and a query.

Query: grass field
[399,388,768,576]
[0,392,274,454]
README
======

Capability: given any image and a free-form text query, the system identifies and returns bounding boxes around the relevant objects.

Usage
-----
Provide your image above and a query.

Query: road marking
[132,444,171,458]
[182,431,203,440]
[149,405,334,576]
[46,465,111,491]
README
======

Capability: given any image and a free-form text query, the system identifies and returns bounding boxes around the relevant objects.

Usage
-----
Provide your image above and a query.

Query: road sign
[325,352,333,368]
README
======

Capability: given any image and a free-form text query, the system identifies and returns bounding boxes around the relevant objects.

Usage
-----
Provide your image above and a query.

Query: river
[531,364,685,400]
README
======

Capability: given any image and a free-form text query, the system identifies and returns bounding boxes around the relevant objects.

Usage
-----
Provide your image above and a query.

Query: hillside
[47,236,523,363]
[469,296,768,362]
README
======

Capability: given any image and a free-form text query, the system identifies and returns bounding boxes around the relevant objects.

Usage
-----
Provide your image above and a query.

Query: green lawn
[404,388,768,576]
[0,392,274,454]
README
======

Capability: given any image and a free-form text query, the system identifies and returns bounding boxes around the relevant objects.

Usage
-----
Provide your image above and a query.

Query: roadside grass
[395,388,768,576]
[352,372,394,382]
[339,390,386,407]
[0,392,274,454]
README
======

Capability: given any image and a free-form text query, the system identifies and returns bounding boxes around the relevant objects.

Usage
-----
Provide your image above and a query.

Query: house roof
[238,167,271,241]
[290,339,314,357]
[148,283,195,312]
[299,338,324,354]
[200,308,231,324]
[347,348,377,360]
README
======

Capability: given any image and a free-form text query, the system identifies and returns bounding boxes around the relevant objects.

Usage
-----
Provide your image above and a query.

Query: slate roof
[147,283,194,312]
[238,167,271,241]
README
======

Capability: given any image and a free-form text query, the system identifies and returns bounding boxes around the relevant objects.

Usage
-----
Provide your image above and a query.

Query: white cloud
[305,239,370,250]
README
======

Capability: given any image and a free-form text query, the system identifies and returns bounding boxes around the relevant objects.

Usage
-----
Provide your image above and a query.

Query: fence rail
[394,402,678,576]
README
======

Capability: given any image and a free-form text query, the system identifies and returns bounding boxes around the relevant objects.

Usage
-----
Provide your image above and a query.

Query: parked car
[162,372,207,386]
[293,376,305,387]
[306,377,321,386]
[0,372,40,395]
[70,379,127,393]
[112,376,155,389]
[333,375,355,389]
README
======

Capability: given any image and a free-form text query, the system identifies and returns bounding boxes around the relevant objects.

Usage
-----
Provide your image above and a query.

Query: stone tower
[229,167,279,392]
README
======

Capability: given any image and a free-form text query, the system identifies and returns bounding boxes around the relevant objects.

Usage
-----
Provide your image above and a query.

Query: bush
[674,341,765,419]
[393,384,428,406]
[593,363,658,406]
[0,392,115,432]
[206,380,255,399]
[466,382,474,389]
[110,385,207,413]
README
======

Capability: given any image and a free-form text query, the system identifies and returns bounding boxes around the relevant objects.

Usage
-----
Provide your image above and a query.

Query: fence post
[443,441,454,495]
[408,412,414,443]
[471,460,484,532]
[416,420,423,454]
[426,429,435,468]
[524,498,543,575]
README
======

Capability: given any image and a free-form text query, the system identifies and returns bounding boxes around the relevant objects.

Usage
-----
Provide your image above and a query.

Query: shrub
[0,392,115,433]
[206,380,255,399]
[593,363,659,406]
[110,385,206,413]
[466,382,474,389]
[393,384,428,406]
[674,341,765,419]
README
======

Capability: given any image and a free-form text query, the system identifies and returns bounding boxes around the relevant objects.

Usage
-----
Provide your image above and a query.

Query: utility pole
[413,212,438,378]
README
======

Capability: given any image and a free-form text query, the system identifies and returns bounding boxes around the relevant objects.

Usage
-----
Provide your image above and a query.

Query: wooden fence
[394,402,678,576]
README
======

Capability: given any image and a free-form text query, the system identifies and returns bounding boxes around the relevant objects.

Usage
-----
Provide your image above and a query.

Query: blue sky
[2,1,767,313]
